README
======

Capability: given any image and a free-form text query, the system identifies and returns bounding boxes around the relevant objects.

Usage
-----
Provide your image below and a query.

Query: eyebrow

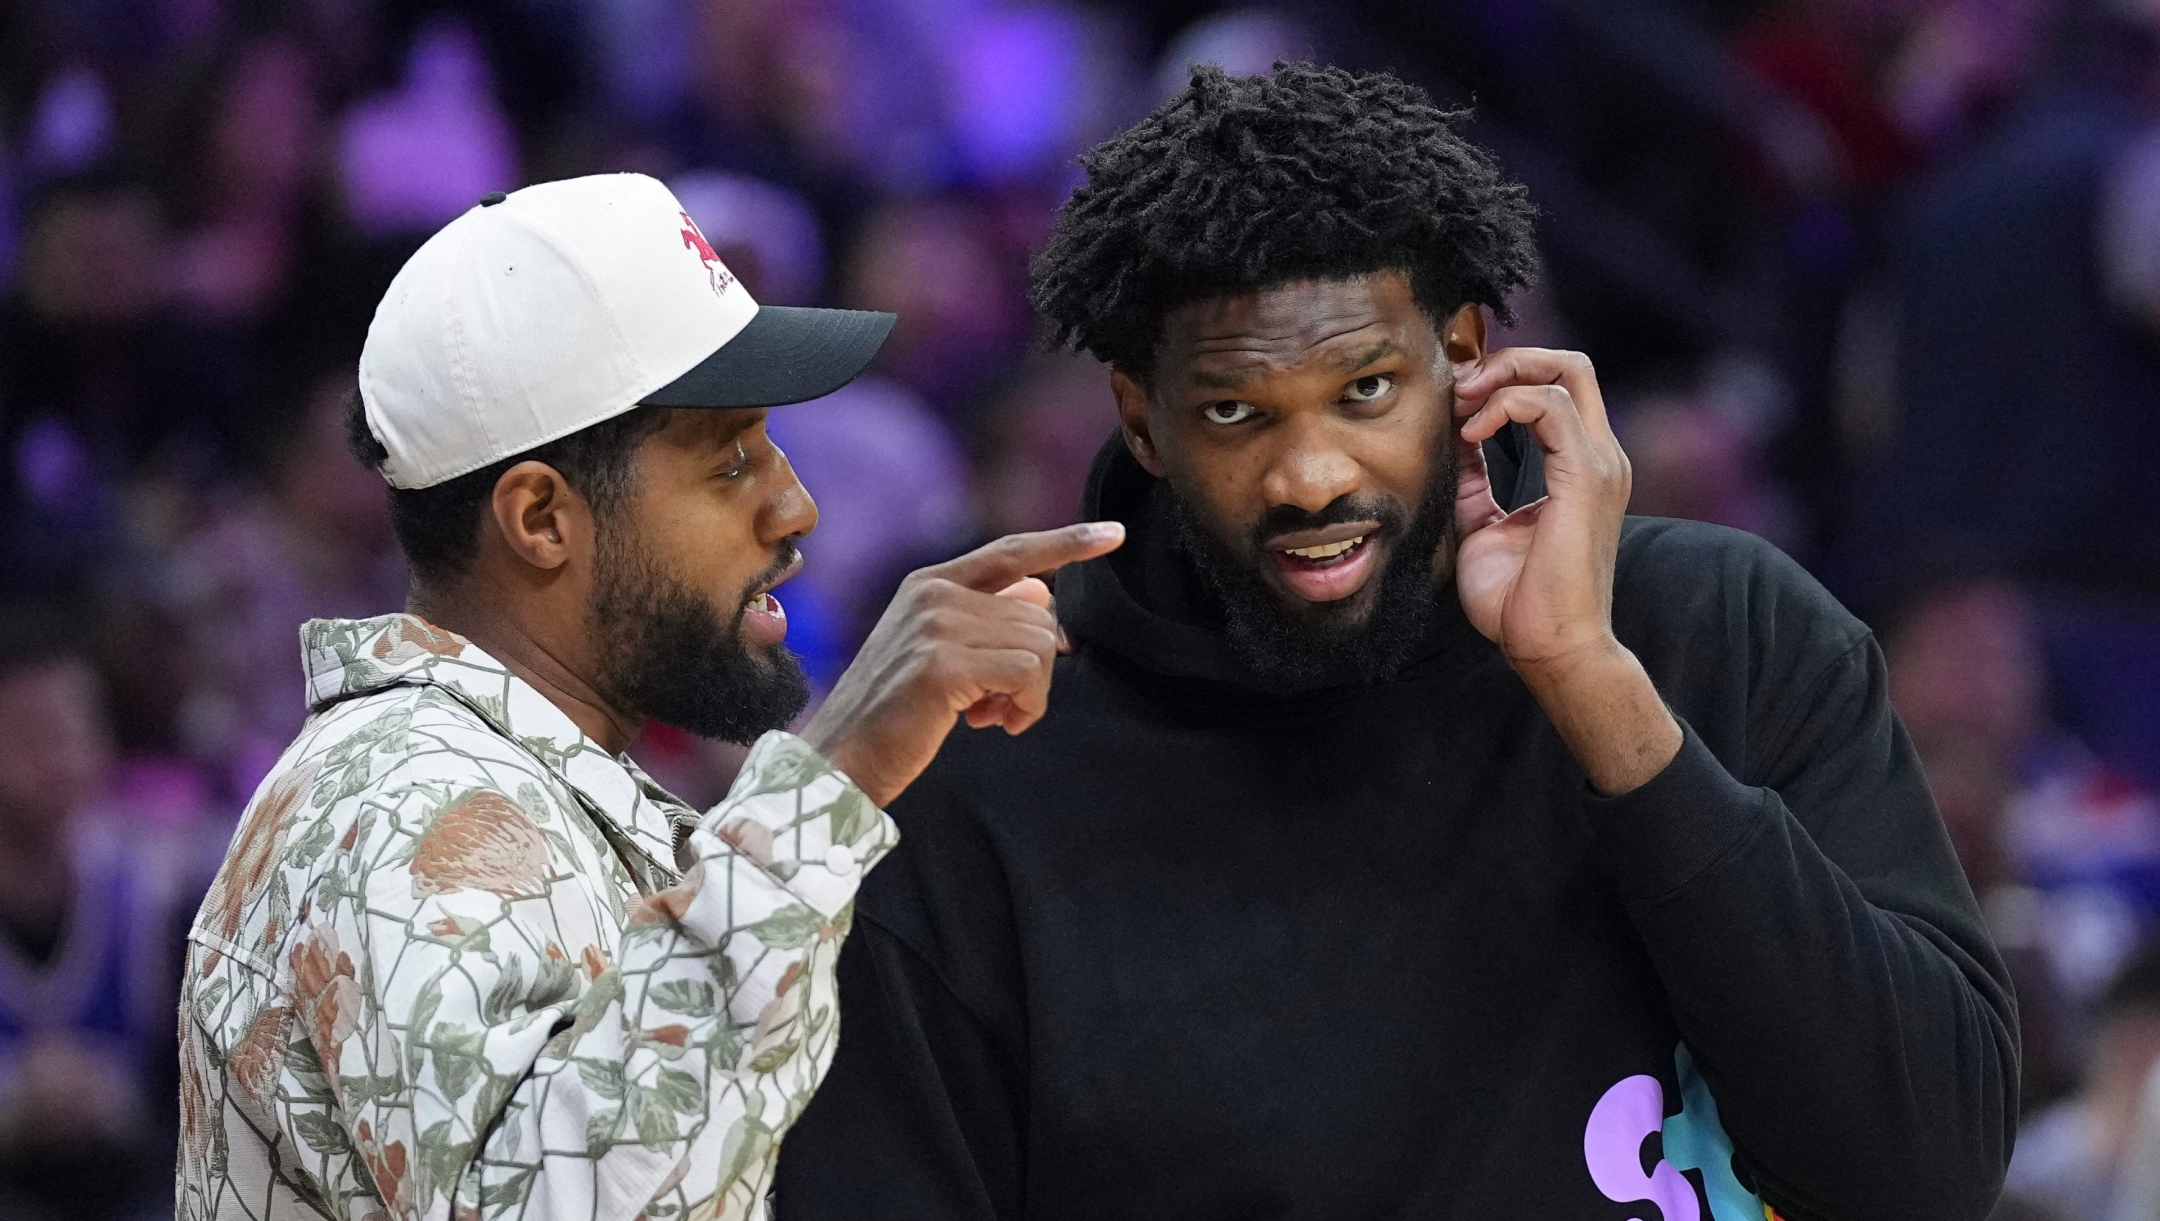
[1324,338,1403,375]
[1187,338,1405,392]
[704,413,758,454]
[1191,365,1259,390]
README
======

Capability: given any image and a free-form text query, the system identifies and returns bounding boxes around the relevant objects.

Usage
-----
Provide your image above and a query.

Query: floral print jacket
[177,615,897,1221]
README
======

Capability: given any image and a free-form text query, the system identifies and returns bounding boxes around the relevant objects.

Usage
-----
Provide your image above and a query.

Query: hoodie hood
[1054,433,1482,696]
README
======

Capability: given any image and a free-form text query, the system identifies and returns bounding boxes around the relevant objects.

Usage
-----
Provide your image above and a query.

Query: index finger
[1455,348,1611,439]
[923,522,1126,593]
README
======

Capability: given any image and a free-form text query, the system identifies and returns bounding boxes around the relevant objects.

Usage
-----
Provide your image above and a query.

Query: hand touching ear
[1450,348,1631,669]
[1448,349,1679,796]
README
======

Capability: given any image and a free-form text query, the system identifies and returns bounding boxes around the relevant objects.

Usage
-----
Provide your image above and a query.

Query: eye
[1343,374,1394,402]
[1201,400,1256,426]
[717,440,751,479]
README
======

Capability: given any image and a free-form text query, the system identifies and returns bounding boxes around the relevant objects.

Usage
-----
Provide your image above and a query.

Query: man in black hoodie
[776,64,2017,1221]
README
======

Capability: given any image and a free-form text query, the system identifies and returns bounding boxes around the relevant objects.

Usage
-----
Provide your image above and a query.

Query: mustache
[738,540,801,607]
[1246,496,1406,548]
[717,540,803,640]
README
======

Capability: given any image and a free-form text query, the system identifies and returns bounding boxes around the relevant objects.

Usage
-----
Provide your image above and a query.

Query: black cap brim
[641,306,896,409]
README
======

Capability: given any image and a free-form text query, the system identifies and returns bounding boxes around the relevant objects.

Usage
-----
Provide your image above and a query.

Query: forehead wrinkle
[1185,318,1397,390]
[1321,337,1405,375]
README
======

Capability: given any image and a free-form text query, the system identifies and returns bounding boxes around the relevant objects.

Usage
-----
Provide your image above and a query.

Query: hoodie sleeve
[1592,532,2018,1221]
[772,764,1030,1221]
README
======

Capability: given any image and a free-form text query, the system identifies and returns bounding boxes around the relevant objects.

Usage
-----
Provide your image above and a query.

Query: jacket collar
[300,613,684,886]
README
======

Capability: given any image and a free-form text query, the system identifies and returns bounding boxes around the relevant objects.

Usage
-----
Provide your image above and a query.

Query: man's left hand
[1450,347,1681,795]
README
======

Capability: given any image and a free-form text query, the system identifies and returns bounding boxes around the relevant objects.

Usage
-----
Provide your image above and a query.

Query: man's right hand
[799,522,1125,807]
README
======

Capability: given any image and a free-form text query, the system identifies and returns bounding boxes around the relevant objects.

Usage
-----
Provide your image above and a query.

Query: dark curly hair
[1031,62,1540,377]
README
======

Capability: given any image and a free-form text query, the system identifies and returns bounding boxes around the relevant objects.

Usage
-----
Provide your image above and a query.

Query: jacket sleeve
[1589,634,2019,1221]
[288,730,896,1221]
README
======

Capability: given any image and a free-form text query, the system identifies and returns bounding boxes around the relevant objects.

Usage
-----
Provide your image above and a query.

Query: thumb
[999,577,1076,654]
[1455,432,1504,534]
[995,577,1052,608]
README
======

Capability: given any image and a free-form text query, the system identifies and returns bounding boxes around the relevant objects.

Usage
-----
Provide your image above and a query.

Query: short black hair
[345,392,670,587]
[1031,62,1540,377]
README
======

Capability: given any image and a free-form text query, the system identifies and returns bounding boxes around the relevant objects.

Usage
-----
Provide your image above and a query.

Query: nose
[761,443,820,545]
[1259,416,1361,515]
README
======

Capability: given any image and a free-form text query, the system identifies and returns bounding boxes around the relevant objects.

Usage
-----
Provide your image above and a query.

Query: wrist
[796,704,841,762]
[1506,632,1630,689]
[796,711,887,808]
[1514,637,1682,797]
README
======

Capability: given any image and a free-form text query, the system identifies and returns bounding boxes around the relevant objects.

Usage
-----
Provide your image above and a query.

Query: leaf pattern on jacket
[288,925,360,1090]
[177,614,897,1221]
[198,758,320,962]
[226,1005,295,1106]
[371,617,466,665]
[409,790,552,898]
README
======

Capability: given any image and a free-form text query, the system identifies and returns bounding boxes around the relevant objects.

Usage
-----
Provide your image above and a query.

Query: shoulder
[1611,519,1875,772]
[1613,516,1865,652]
[874,651,1152,871]
[891,651,1123,813]
[854,704,1075,977]
[279,686,568,847]
[190,683,601,972]
[873,735,1011,900]
[1614,515,1812,590]
[300,682,591,819]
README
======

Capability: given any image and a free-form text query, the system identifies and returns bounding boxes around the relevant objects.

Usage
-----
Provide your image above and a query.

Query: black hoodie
[774,437,2018,1221]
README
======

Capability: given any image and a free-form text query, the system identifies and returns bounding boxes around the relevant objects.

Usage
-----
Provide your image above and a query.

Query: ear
[487,461,588,573]
[1440,303,1487,368]
[1110,369,1165,478]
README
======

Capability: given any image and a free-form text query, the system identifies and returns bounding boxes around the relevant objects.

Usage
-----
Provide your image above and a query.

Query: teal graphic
[1662,1044,1763,1221]
[1583,1043,1765,1221]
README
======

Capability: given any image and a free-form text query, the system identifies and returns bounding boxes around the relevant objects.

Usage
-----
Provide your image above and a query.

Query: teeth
[1283,535,1363,560]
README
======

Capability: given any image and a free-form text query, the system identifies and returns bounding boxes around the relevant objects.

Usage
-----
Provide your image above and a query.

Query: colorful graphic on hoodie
[1583,1045,1772,1221]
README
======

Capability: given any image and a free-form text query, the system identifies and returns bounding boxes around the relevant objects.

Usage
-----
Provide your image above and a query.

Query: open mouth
[1279,533,1369,568]
[1266,523,1382,603]
[739,552,803,645]
[744,550,804,607]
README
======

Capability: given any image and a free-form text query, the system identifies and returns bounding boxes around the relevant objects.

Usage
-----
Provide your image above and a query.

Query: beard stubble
[588,531,811,745]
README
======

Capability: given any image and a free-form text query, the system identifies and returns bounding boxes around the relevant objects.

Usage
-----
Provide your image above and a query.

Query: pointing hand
[800,522,1125,807]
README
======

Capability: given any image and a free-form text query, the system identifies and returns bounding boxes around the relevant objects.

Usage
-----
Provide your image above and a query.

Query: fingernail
[1084,521,1125,542]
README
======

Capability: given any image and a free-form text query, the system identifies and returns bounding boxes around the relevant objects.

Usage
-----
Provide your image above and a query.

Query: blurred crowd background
[0,0,2158,1216]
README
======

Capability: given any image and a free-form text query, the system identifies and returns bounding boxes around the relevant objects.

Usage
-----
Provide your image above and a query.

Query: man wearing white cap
[173,174,1121,1221]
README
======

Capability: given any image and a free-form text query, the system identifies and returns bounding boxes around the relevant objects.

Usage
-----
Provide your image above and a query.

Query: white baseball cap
[357,172,894,489]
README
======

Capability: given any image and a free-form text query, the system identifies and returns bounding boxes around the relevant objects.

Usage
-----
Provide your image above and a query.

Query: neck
[410,587,645,755]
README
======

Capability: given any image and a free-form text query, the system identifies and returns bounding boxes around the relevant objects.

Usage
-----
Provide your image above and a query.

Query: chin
[748,642,795,669]
[1269,584,1380,638]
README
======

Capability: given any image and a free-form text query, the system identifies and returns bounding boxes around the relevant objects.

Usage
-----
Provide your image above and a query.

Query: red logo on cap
[679,212,735,297]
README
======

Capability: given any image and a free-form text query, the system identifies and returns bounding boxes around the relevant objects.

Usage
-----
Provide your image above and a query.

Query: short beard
[589,530,810,745]
[1170,448,1455,689]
